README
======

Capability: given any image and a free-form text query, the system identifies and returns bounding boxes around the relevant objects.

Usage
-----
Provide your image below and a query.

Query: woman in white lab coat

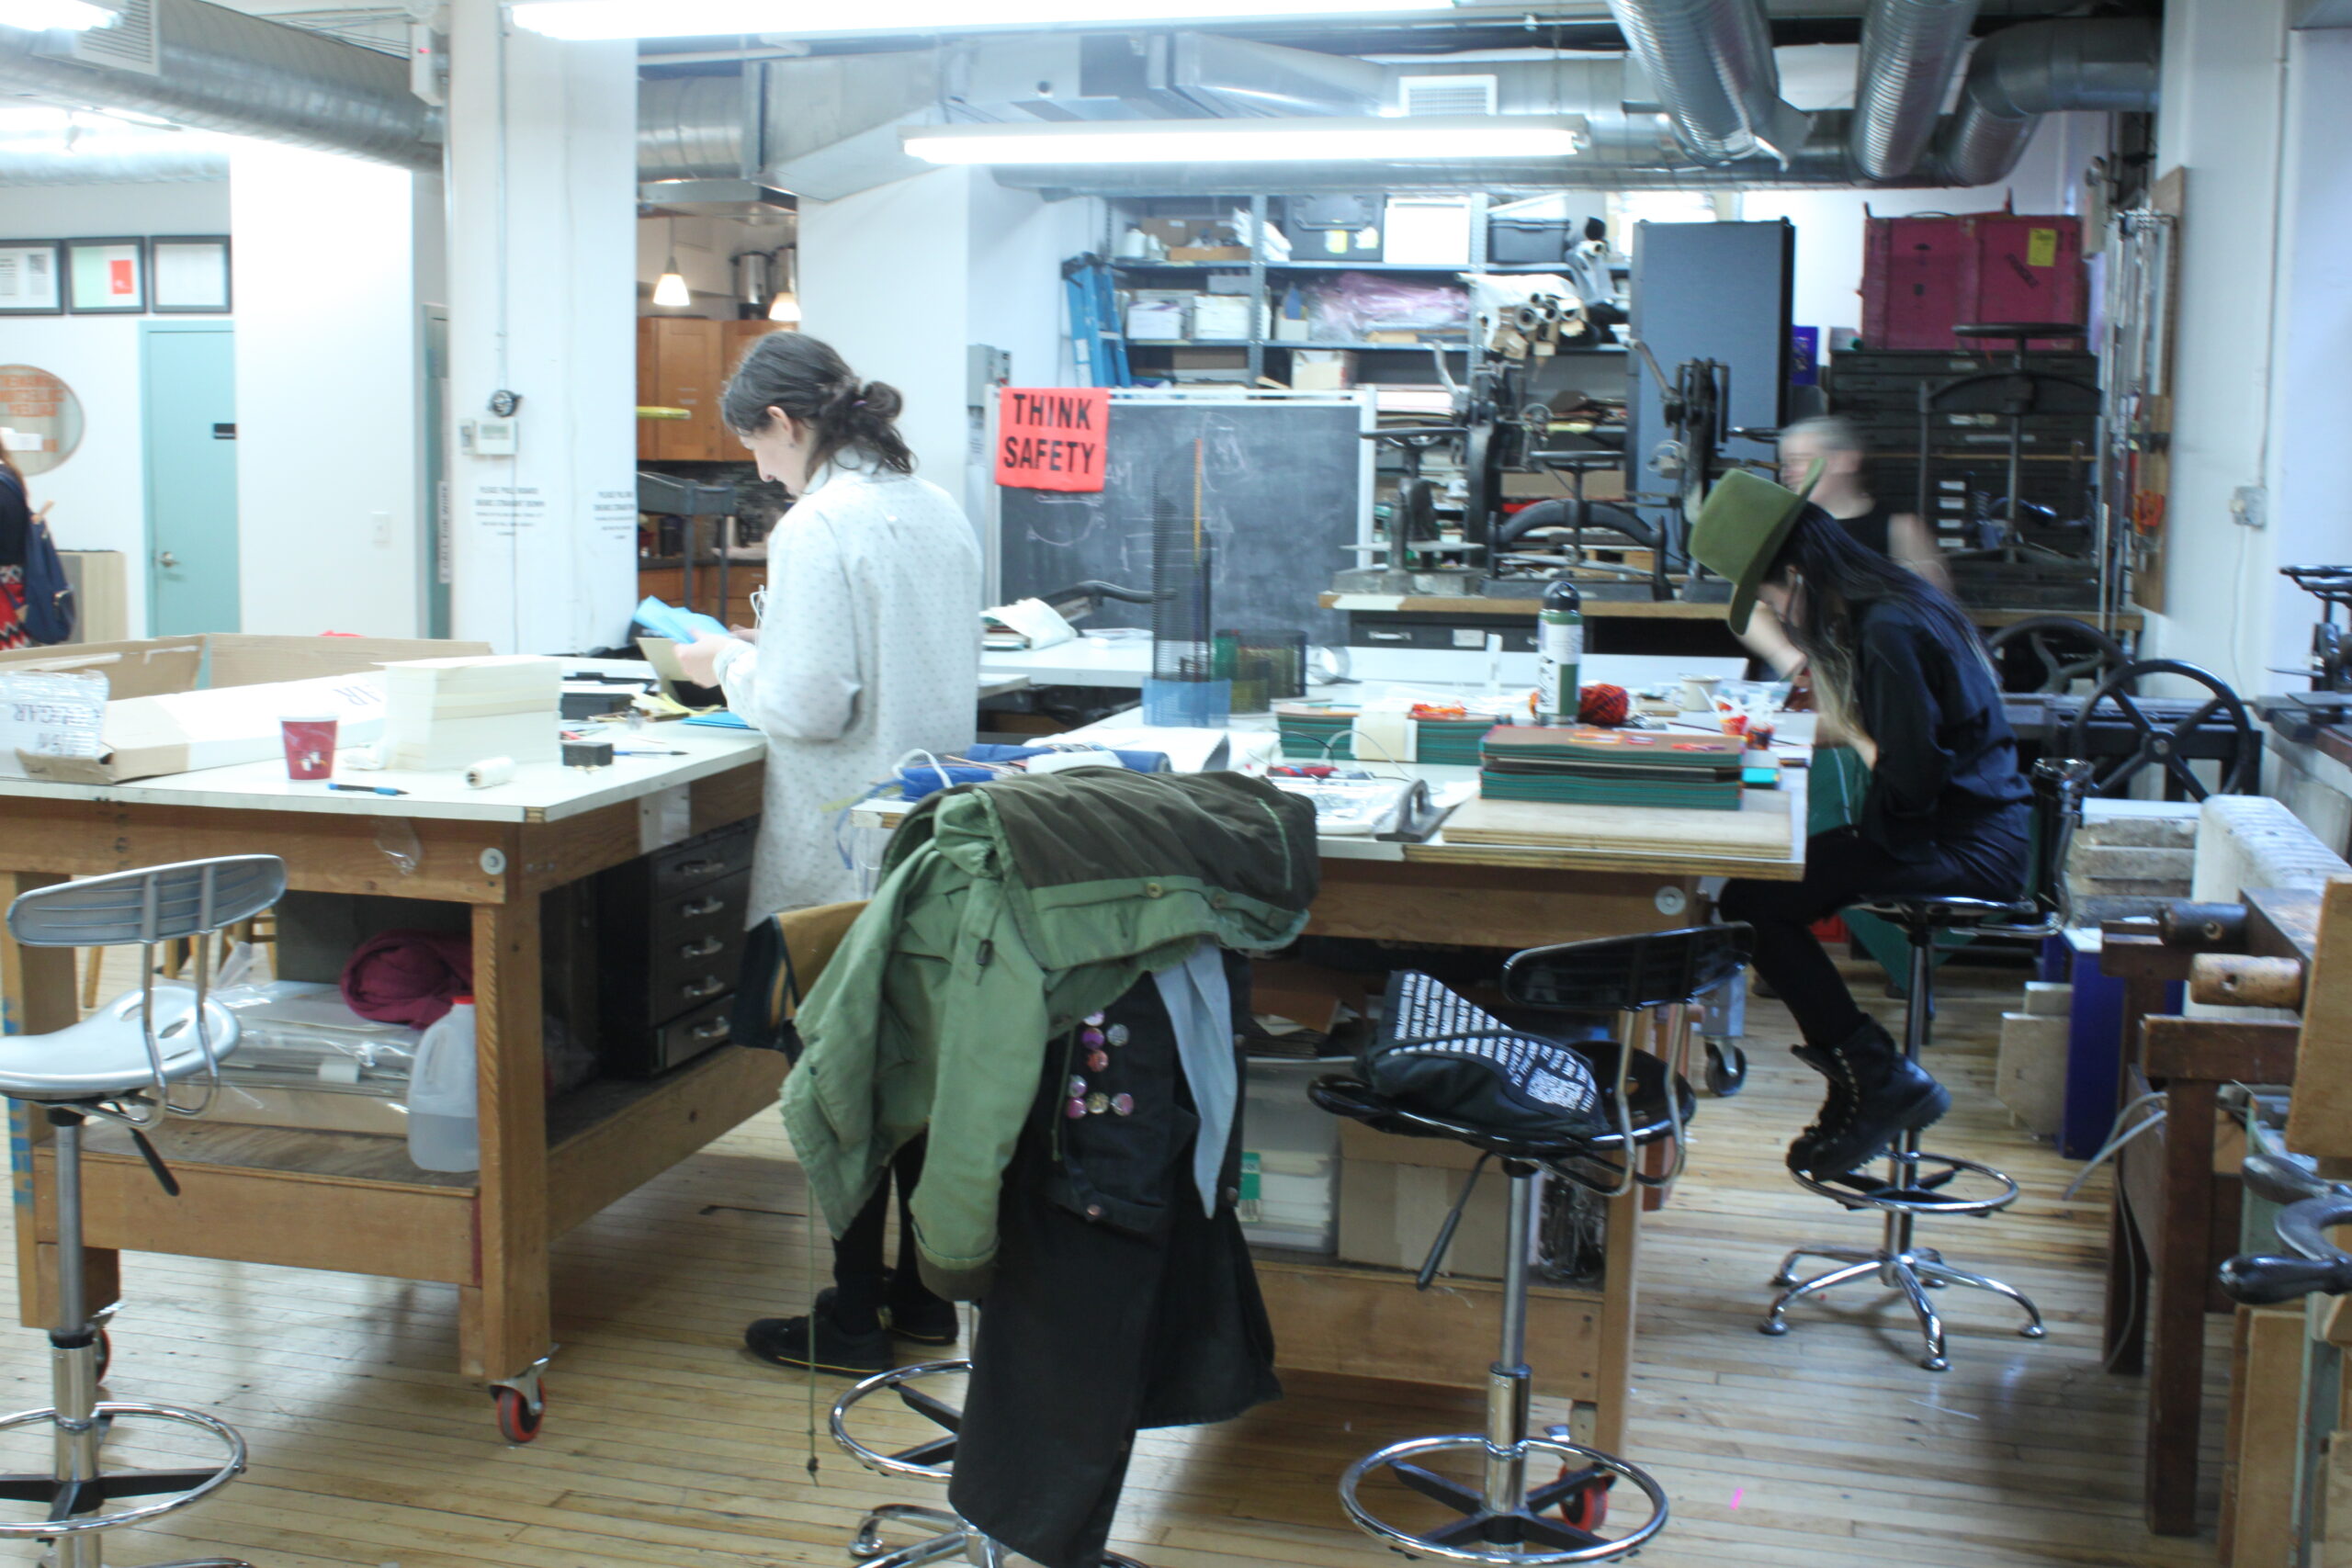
[675,332,981,1374]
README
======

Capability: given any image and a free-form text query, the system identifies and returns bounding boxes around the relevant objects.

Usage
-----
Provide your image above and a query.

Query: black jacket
[1853,596,2029,862]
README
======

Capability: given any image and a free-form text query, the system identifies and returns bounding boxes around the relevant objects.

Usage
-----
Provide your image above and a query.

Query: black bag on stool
[1360,969,1606,1143]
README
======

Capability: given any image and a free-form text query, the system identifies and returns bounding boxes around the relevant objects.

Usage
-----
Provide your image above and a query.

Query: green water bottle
[1535,579,1583,725]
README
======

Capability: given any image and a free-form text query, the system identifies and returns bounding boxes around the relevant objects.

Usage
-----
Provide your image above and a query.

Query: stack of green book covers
[1480,727,1746,810]
[1275,703,1355,761]
[1413,717,1497,767]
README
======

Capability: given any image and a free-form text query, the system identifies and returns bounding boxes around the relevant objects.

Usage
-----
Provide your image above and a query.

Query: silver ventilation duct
[1604,0,1810,162]
[0,0,439,171]
[1932,17,2159,186]
[639,74,745,183]
[1849,0,1979,179]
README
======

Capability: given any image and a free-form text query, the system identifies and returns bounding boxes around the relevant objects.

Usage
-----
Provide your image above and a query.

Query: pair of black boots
[744,1271,959,1376]
[1787,1017,1951,1179]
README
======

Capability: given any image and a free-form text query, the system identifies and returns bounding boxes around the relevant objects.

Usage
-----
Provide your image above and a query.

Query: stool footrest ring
[0,1400,245,1538]
[1340,1432,1668,1565]
[1793,1150,2020,1215]
[830,1360,970,1482]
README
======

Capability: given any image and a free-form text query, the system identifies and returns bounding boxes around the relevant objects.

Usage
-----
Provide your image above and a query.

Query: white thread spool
[465,756,516,790]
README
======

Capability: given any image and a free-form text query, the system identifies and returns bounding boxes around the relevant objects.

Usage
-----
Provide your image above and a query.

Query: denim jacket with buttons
[781,769,1318,1300]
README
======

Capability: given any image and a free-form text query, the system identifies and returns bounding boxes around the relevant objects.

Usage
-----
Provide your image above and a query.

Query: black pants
[1717,819,2026,1050]
[948,977,1280,1568]
[831,1134,937,1328]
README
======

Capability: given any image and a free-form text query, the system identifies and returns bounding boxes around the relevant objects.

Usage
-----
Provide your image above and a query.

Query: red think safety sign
[995,388,1110,492]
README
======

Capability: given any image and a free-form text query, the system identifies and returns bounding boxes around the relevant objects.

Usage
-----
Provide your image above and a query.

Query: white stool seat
[0,987,240,1103]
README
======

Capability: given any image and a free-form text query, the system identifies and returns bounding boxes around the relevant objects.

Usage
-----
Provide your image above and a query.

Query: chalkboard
[996,395,1366,645]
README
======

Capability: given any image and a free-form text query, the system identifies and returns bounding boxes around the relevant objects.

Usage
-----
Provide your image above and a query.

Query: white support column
[444,0,638,654]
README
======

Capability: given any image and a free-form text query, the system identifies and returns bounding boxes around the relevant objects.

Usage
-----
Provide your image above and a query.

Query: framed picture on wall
[65,236,147,313]
[0,242,64,315]
[151,235,232,313]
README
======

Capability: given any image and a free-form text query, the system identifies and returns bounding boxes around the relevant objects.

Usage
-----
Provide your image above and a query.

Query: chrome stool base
[1341,1427,1668,1565]
[1761,1243,2045,1372]
[831,1361,1148,1568]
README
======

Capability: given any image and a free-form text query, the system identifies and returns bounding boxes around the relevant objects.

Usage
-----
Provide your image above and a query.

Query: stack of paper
[982,597,1077,653]
[1480,727,1744,810]
[380,655,561,770]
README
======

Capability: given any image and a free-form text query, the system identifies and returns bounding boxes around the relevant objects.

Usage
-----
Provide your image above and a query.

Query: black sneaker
[1788,1019,1951,1179]
[885,1292,960,1346]
[743,1288,892,1376]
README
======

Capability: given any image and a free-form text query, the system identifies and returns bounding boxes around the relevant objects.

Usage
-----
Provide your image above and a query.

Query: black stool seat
[1311,1039,1695,1163]
[1855,892,2038,929]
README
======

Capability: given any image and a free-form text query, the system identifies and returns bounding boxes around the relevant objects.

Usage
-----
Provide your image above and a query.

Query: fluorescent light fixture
[902,114,1588,167]
[514,0,1443,42]
[0,0,120,30]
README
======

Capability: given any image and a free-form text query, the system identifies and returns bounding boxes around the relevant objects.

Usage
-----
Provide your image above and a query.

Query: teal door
[141,321,240,635]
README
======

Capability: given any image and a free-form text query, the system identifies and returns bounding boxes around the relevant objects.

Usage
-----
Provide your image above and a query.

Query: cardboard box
[1169,245,1251,263]
[1290,350,1357,392]
[1338,1117,1519,1279]
[1996,1011,2069,1138]
[1191,295,1256,341]
[0,634,489,784]
[1125,300,1188,342]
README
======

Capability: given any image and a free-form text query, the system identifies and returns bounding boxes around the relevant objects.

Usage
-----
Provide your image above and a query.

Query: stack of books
[1275,702,1356,762]
[380,655,562,771]
[1480,727,1745,810]
[1412,717,1495,767]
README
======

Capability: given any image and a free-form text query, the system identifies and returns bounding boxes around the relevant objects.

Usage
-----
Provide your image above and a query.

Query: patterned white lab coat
[712,457,982,919]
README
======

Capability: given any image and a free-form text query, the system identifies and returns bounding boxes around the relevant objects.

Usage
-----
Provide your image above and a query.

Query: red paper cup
[281,715,339,781]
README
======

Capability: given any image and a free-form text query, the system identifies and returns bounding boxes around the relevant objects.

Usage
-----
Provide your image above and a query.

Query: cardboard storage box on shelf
[1339,1117,1521,1280]
[1290,350,1357,391]
[1125,299,1189,342]
[1190,295,1257,341]
[0,634,488,784]
[1240,1059,1340,1254]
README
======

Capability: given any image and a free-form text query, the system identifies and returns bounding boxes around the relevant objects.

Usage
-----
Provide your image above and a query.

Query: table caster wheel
[1702,1040,1747,1097]
[1557,1472,1613,1531]
[494,1382,546,1443]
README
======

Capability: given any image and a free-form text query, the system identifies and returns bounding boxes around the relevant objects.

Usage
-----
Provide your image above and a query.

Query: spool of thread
[465,756,516,789]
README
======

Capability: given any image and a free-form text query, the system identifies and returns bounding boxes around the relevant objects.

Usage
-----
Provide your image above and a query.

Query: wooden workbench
[1323,590,2148,633]
[0,722,775,1430]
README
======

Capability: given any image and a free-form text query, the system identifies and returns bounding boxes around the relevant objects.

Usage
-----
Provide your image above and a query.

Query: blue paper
[635,595,731,645]
[684,709,753,729]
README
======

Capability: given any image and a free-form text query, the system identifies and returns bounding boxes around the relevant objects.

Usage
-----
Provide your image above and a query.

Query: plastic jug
[407,998,480,1173]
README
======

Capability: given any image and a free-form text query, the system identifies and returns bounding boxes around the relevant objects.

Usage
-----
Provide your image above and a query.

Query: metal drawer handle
[681,976,727,1001]
[674,858,719,877]
[680,896,726,919]
[1365,630,1411,642]
[679,935,725,959]
[690,1020,732,1043]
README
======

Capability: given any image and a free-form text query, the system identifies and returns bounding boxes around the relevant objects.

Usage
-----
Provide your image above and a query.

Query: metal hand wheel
[1986,615,2129,694]
[2065,658,2256,800]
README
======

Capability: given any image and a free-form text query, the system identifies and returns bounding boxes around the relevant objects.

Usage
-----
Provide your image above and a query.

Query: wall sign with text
[995,387,1110,492]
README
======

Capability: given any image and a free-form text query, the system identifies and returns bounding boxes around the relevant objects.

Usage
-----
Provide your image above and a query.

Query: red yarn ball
[1577,682,1631,727]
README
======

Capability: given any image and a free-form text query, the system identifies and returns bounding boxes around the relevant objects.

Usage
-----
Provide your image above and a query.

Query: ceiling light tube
[0,0,120,31]
[902,115,1589,168]
[514,0,1444,42]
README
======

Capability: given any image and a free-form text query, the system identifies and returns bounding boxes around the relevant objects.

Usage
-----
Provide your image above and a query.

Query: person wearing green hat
[1691,469,2030,1180]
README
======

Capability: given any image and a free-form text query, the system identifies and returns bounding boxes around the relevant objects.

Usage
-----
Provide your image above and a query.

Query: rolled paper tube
[465,756,516,789]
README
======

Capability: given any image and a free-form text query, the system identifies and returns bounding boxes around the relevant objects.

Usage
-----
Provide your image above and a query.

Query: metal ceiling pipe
[1932,16,2159,186]
[0,0,439,171]
[1848,0,1979,179]
[638,73,746,182]
[1603,0,1804,162]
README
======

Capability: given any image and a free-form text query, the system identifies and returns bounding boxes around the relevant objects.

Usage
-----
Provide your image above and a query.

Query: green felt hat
[1689,464,1821,636]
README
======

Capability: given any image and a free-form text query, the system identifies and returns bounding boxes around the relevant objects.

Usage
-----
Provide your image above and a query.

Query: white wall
[1743,113,2098,338]
[229,141,424,637]
[0,180,232,637]
[2146,0,2293,690]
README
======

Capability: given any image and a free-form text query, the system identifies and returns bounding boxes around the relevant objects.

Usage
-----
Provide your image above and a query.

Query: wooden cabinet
[637,317,790,462]
[637,562,763,632]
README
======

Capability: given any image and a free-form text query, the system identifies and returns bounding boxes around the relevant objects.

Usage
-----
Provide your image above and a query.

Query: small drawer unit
[595,819,759,1077]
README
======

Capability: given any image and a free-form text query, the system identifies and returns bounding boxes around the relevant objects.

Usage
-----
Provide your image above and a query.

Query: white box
[1384,196,1475,266]
[1190,295,1256,341]
[1125,301,1188,342]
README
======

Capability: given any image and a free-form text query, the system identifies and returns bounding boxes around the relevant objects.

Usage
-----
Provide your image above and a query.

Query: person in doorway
[1736,415,1951,679]
[1696,470,2028,1180]
[674,333,982,1374]
[0,447,39,651]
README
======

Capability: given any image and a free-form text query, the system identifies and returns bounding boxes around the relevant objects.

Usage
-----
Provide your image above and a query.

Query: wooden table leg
[1592,1184,1642,1457]
[465,892,549,1383]
[4,872,120,1331]
[2146,1076,2216,1537]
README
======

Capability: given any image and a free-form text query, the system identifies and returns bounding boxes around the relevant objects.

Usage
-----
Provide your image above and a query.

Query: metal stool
[1,855,285,1568]
[830,1360,1149,1568]
[1761,761,2088,1371]
[1309,925,1747,1564]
